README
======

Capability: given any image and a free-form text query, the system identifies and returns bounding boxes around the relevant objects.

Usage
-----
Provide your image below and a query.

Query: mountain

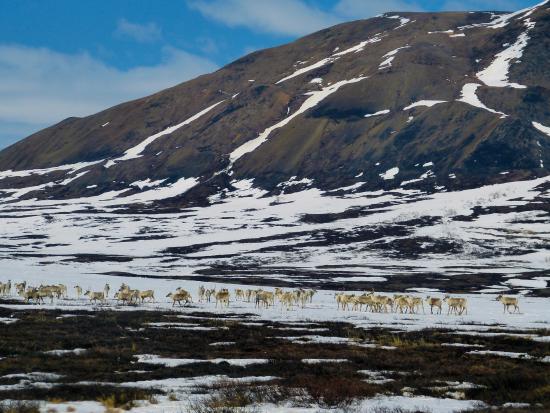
[0,3,549,295]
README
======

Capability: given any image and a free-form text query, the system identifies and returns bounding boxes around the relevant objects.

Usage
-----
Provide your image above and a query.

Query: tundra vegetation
[0,282,548,412]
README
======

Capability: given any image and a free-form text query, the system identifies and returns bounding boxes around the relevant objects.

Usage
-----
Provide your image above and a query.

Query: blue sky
[0,0,541,149]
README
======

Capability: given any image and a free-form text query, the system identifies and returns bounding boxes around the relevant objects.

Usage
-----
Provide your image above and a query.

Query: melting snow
[44,348,87,356]
[230,77,367,163]
[379,46,410,69]
[403,100,447,110]
[476,20,535,89]
[135,354,269,367]
[380,167,399,180]
[332,34,383,56]
[302,359,348,364]
[277,35,382,84]
[458,83,508,118]
[104,100,225,168]
[276,57,336,84]
[364,109,390,118]
[467,350,533,359]
[129,179,167,190]
[506,278,547,289]
[0,160,103,181]
[332,276,387,282]
[484,1,548,29]
[533,121,550,137]
[385,15,412,30]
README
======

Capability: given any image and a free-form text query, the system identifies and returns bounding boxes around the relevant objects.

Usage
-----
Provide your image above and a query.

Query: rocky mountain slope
[1,3,549,203]
[0,2,549,294]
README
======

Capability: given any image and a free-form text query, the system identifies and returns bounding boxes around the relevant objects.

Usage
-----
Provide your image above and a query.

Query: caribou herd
[0,279,522,315]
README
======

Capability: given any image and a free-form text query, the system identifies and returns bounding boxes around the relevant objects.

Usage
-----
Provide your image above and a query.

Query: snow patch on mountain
[276,57,337,84]
[380,167,399,180]
[484,0,548,29]
[0,160,103,181]
[403,100,447,110]
[130,179,168,190]
[104,100,225,168]
[379,46,410,69]
[476,20,535,89]
[533,122,550,137]
[458,84,508,117]
[277,34,383,84]
[230,77,367,163]
[385,15,412,30]
[333,34,384,56]
[364,110,390,118]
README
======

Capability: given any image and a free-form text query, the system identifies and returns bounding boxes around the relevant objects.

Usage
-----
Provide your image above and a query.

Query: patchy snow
[364,109,390,118]
[332,34,384,56]
[355,395,484,412]
[506,278,547,289]
[0,160,103,181]
[129,179,167,190]
[301,358,348,364]
[277,35,383,84]
[40,401,105,413]
[533,121,550,137]
[1,167,550,326]
[230,77,367,163]
[135,354,269,367]
[467,350,533,359]
[332,276,387,282]
[403,100,447,110]
[44,348,87,356]
[476,21,535,89]
[385,15,413,30]
[276,57,336,84]
[483,1,548,29]
[101,122,110,127]
[458,83,508,118]
[380,167,399,180]
[423,162,434,167]
[441,343,484,348]
[358,370,396,384]
[277,177,314,189]
[379,45,410,69]
[1,372,62,381]
[104,100,225,168]
[310,77,323,84]
[450,33,466,38]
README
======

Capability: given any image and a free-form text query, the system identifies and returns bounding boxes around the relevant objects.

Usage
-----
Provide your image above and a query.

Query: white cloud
[188,0,340,36]
[0,44,217,148]
[115,18,162,43]
[333,0,423,19]
[440,0,526,11]
[188,0,532,36]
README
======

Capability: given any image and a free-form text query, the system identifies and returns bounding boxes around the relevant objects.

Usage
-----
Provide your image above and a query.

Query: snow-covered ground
[0,175,548,294]
[2,164,548,413]
[1,277,549,336]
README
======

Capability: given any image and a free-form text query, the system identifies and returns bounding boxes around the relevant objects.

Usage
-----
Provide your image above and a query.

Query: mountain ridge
[0,3,549,206]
